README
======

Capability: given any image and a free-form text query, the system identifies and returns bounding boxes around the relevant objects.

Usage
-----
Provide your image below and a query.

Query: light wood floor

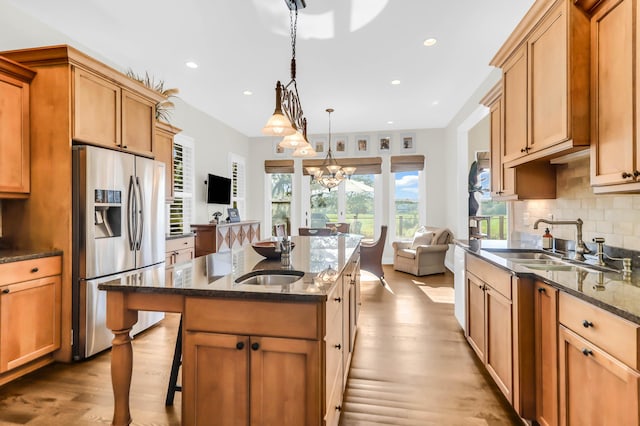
[0,266,520,425]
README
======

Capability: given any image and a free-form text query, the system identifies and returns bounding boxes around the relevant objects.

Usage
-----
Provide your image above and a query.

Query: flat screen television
[207,174,232,204]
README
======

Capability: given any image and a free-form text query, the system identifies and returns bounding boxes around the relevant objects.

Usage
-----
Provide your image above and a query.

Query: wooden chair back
[299,227,333,236]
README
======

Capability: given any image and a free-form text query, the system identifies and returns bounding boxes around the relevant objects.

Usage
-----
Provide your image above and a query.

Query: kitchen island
[99,234,361,426]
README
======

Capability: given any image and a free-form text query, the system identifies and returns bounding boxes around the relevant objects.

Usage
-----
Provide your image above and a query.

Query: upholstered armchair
[392,226,453,276]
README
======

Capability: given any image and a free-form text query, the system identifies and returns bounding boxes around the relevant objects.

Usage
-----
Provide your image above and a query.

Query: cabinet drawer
[559,292,640,369]
[166,236,194,253]
[0,256,61,286]
[185,297,319,340]
[466,254,512,299]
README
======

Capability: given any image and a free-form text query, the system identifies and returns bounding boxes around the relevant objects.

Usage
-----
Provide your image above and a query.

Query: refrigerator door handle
[135,176,144,251]
[127,175,136,251]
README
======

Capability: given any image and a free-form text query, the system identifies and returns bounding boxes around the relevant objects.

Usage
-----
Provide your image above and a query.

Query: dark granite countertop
[0,249,63,264]
[99,235,361,302]
[166,233,195,240]
[457,239,640,325]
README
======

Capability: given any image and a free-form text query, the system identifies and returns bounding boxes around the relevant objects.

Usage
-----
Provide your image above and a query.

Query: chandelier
[262,0,316,158]
[305,109,356,190]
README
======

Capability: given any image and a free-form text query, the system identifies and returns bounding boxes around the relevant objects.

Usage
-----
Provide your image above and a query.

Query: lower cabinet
[0,256,62,376]
[191,221,261,256]
[183,331,319,425]
[534,281,559,426]
[558,292,640,426]
[165,235,194,265]
[465,254,535,419]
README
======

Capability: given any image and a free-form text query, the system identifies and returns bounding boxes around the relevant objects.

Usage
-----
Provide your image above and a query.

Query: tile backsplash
[512,155,640,251]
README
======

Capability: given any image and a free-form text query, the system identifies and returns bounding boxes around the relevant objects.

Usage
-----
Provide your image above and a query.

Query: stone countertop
[99,235,361,302]
[457,239,640,325]
[0,249,63,264]
[165,233,195,240]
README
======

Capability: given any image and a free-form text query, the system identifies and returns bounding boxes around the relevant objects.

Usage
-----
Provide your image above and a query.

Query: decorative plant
[126,69,179,123]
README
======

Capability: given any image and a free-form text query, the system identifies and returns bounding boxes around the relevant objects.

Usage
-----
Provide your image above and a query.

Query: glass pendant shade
[342,166,357,177]
[292,144,316,157]
[262,112,295,136]
[279,130,307,149]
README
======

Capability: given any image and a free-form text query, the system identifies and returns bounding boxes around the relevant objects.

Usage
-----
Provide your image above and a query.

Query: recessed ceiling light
[423,38,437,47]
[391,80,401,85]
[185,61,198,69]
[432,100,440,106]
[243,90,253,96]
[387,121,394,125]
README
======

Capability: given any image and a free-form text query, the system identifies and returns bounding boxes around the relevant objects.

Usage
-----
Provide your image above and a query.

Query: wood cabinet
[481,82,557,200]
[534,281,559,426]
[465,254,535,419]
[154,121,180,200]
[0,256,61,380]
[0,56,35,198]
[558,291,640,426]
[72,67,157,157]
[490,0,590,168]
[191,221,261,256]
[588,0,640,192]
[165,235,194,266]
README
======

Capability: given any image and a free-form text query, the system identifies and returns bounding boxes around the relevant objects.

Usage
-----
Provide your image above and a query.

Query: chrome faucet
[533,218,591,261]
[280,237,292,267]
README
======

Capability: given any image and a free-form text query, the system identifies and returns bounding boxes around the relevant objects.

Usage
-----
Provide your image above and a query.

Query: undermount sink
[485,250,560,261]
[235,270,304,286]
[485,249,604,273]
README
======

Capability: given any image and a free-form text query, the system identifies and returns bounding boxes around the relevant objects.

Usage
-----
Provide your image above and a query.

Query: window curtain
[264,160,294,174]
[390,155,425,172]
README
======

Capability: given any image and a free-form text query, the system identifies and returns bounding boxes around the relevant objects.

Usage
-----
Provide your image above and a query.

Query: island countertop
[98,234,361,302]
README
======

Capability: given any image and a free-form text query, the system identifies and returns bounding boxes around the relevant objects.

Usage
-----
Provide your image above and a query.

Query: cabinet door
[154,125,174,200]
[528,2,568,153]
[182,331,249,425]
[0,275,61,372]
[217,226,232,252]
[535,282,558,426]
[249,336,320,426]
[0,74,30,195]
[485,285,513,403]
[559,326,640,426]
[502,45,528,163]
[591,0,636,187]
[174,248,194,264]
[466,271,486,360]
[73,68,121,148]
[489,97,505,196]
[121,89,154,157]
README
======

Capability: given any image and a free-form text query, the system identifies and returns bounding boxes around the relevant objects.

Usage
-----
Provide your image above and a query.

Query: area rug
[417,285,455,304]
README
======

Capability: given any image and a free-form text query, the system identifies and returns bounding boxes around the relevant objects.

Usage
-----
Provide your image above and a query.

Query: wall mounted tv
[207,174,232,204]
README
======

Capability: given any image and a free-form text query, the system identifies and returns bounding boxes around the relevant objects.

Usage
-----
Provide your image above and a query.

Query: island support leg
[106,292,138,426]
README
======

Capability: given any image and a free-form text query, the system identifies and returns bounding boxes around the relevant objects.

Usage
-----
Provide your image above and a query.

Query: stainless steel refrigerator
[72,145,166,360]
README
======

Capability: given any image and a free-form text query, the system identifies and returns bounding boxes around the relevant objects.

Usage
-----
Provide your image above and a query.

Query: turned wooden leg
[111,328,133,426]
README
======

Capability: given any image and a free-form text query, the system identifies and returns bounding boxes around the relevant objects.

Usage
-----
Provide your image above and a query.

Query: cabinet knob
[251,342,260,351]
[1,289,9,294]
[334,344,341,350]
[236,342,245,350]
[635,170,640,178]
[520,148,526,153]
[537,287,546,294]
[334,297,342,302]
[335,405,342,412]
[582,320,594,328]
[30,267,39,273]
[581,348,593,357]
[622,172,633,179]
[122,145,128,149]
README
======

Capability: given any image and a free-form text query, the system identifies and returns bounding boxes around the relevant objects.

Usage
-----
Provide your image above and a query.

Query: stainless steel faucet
[533,218,591,261]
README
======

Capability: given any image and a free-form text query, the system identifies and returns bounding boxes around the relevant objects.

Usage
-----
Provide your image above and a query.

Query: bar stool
[165,316,182,405]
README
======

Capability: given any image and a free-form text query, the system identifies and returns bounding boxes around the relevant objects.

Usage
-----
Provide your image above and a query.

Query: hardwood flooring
[0,266,520,425]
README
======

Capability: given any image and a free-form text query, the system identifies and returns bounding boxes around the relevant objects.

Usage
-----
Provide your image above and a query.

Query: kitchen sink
[235,270,304,285]
[485,249,604,273]
[485,249,560,261]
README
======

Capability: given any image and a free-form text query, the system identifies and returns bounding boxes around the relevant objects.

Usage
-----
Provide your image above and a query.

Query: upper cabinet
[0,56,35,198]
[73,67,157,157]
[491,0,591,168]
[154,121,181,200]
[585,0,640,193]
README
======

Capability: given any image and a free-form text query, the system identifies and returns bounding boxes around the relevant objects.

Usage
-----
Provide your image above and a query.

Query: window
[229,154,246,219]
[478,168,507,240]
[168,134,194,235]
[271,173,292,236]
[394,170,420,238]
[345,174,374,237]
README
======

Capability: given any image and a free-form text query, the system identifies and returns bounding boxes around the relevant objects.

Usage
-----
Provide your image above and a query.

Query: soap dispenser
[542,228,553,250]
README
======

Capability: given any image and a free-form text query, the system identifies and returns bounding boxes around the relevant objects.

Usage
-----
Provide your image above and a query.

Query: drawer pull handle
[31,267,39,273]
[622,172,633,179]
[582,348,593,357]
[236,342,245,350]
[335,405,342,412]
[537,287,546,294]
[251,342,260,351]
[1,289,9,294]
[334,297,342,302]
[334,344,342,350]
[582,320,594,328]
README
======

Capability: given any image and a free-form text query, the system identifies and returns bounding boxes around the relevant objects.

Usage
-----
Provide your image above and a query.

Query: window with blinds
[168,135,194,235]
[229,154,246,219]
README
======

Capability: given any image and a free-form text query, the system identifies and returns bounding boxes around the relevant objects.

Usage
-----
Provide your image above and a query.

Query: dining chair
[360,225,388,285]
[299,227,333,236]
[326,222,350,233]
[273,223,287,237]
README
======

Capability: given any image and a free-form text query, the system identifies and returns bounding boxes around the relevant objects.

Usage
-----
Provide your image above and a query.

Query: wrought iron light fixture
[306,108,355,190]
[262,0,315,157]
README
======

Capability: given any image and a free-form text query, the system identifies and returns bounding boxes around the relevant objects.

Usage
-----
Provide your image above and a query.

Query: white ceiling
[4,0,534,137]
